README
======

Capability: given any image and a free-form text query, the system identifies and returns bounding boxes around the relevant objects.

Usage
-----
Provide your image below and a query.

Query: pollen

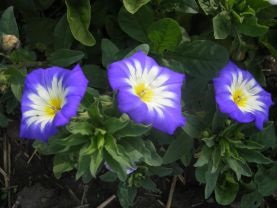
[134,83,154,102]
[44,97,63,117]
[232,88,248,108]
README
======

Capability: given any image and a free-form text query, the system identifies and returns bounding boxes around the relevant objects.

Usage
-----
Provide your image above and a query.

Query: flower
[213,61,273,129]
[108,51,185,134]
[1,34,20,52]
[20,65,88,141]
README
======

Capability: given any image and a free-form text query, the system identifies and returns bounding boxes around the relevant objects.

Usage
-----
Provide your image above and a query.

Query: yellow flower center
[44,97,63,117]
[232,88,248,108]
[134,83,154,102]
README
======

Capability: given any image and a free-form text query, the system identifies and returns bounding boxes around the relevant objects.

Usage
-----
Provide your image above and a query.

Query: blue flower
[108,51,185,134]
[20,65,88,141]
[213,61,273,129]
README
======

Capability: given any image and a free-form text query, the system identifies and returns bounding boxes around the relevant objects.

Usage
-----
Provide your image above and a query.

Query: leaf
[194,146,212,167]
[236,16,268,37]
[160,0,199,14]
[237,149,272,164]
[251,122,276,149]
[47,49,84,67]
[198,0,219,15]
[118,6,154,42]
[0,113,9,127]
[99,171,117,182]
[82,65,108,89]
[254,164,277,196]
[0,6,19,37]
[53,154,74,179]
[5,67,25,101]
[215,174,239,205]
[101,38,119,67]
[163,131,193,164]
[117,183,137,208]
[226,158,252,180]
[104,117,129,134]
[90,149,103,177]
[182,113,203,138]
[65,0,95,46]
[213,11,231,39]
[240,191,263,208]
[54,15,73,49]
[76,154,90,180]
[205,165,219,199]
[115,122,150,138]
[147,18,182,53]
[211,147,221,173]
[123,0,151,14]
[124,44,150,58]
[169,40,229,79]
[67,121,93,135]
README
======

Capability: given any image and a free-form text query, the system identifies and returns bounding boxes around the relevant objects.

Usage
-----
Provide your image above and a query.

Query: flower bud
[1,34,20,52]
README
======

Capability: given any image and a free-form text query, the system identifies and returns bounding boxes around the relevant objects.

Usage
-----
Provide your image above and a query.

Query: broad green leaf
[238,149,272,164]
[240,191,263,208]
[198,0,219,15]
[163,131,193,164]
[90,149,103,177]
[147,18,182,53]
[251,122,276,149]
[254,164,277,196]
[35,0,55,10]
[213,11,231,39]
[195,165,208,183]
[141,178,160,192]
[215,174,239,205]
[0,113,9,127]
[47,49,84,67]
[124,44,150,58]
[117,183,137,208]
[118,6,154,42]
[236,16,268,37]
[205,165,219,199]
[9,48,36,64]
[227,158,252,180]
[99,171,117,182]
[104,117,129,134]
[148,166,173,177]
[194,146,212,167]
[82,65,108,89]
[0,6,19,37]
[160,0,199,14]
[65,0,95,46]
[115,122,150,137]
[53,154,74,179]
[101,38,119,67]
[76,154,90,180]
[54,15,73,49]
[211,147,221,173]
[67,121,93,135]
[5,67,25,101]
[123,0,151,14]
[169,40,229,79]
[182,113,203,138]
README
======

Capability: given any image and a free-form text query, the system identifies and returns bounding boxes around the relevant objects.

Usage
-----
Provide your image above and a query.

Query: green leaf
[124,44,150,58]
[182,113,203,138]
[238,149,272,164]
[65,0,95,46]
[251,122,276,149]
[76,154,90,181]
[123,0,151,14]
[0,113,9,127]
[5,67,25,101]
[118,6,154,42]
[195,165,208,183]
[90,149,103,177]
[0,6,19,37]
[82,65,108,89]
[163,131,193,165]
[104,117,129,134]
[169,40,229,79]
[117,183,137,208]
[254,164,277,196]
[194,146,212,167]
[147,18,182,53]
[205,165,219,199]
[143,140,163,166]
[101,38,119,67]
[47,49,84,67]
[213,11,231,39]
[99,171,117,182]
[54,15,73,49]
[226,158,252,180]
[236,16,268,37]
[67,121,93,135]
[160,0,199,14]
[215,174,239,205]
[115,122,150,138]
[211,147,221,173]
[240,191,263,208]
[198,0,219,15]
[53,154,74,179]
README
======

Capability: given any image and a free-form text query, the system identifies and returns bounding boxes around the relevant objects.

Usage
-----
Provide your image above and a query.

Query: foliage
[0,0,277,207]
